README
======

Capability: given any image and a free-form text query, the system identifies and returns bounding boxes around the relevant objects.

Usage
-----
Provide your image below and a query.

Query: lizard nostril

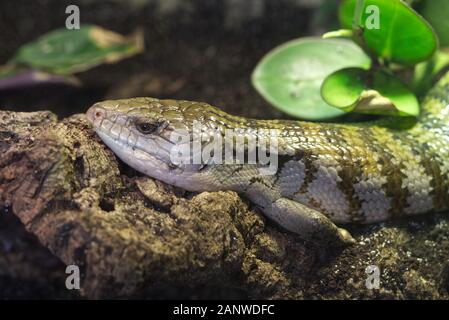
[86,104,106,124]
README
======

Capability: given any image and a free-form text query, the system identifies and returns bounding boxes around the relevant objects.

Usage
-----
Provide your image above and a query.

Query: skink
[86,73,449,246]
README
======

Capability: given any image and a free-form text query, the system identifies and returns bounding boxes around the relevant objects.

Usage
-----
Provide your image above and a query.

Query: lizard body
[86,73,449,245]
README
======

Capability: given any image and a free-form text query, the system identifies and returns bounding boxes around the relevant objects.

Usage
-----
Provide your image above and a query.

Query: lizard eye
[136,121,161,134]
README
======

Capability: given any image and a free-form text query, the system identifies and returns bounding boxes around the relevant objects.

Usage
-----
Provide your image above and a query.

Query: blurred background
[0,0,338,119]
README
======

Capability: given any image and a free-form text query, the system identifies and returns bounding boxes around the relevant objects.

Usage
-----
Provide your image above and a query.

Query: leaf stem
[352,0,367,52]
[353,0,365,30]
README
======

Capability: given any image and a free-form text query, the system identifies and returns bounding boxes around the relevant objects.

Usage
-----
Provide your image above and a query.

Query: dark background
[0,0,338,119]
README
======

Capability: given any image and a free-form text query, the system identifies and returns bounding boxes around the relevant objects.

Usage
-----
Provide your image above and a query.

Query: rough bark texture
[1,110,449,299]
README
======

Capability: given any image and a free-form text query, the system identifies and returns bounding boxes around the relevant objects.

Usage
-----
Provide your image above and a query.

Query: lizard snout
[86,103,106,126]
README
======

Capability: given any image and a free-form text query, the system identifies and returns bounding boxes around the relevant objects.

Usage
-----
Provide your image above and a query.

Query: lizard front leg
[243,178,355,247]
[266,198,355,246]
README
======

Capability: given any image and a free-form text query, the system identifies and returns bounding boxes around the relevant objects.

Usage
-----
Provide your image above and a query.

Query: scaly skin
[86,73,449,245]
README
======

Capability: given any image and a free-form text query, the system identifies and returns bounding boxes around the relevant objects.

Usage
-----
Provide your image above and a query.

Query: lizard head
[86,97,237,190]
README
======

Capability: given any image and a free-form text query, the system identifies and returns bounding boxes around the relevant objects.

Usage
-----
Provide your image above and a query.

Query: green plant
[0,25,143,90]
[252,0,449,120]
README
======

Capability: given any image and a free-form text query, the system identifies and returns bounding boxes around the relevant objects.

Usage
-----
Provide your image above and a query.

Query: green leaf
[339,0,438,65]
[418,0,449,47]
[10,25,144,75]
[413,49,449,96]
[339,0,356,30]
[321,68,419,116]
[251,37,371,120]
[0,64,21,80]
[322,29,353,39]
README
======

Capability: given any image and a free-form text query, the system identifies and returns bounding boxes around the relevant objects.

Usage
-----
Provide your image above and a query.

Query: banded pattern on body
[86,74,449,227]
